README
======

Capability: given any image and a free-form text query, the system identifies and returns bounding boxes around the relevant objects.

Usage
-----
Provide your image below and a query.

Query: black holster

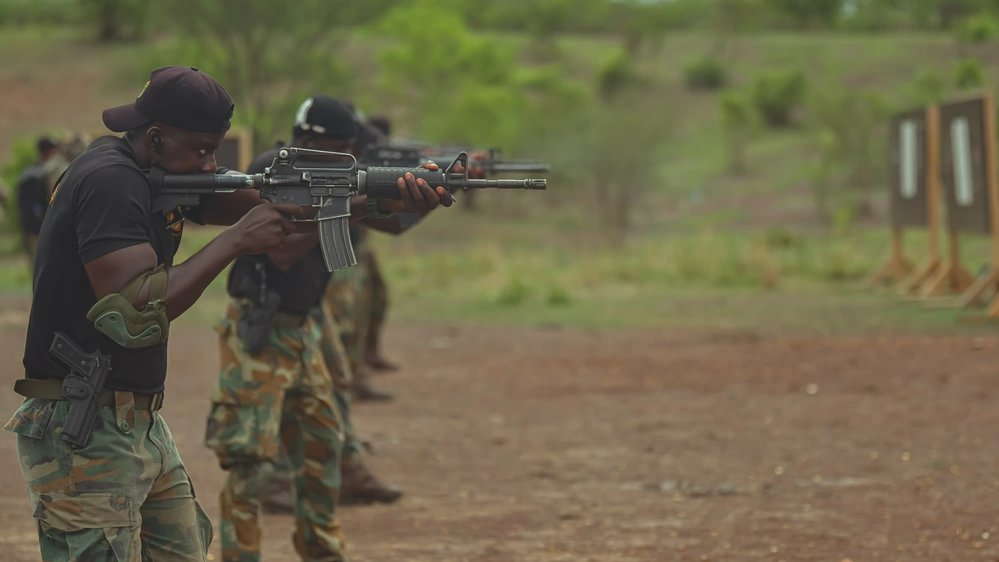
[49,332,111,448]
[236,289,281,355]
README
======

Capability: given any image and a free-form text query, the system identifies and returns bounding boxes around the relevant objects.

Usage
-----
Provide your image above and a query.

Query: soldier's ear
[145,127,164,155]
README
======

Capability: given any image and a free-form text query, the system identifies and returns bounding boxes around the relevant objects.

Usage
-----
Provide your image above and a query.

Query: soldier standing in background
[208,95,434,561]
[358,115,400,373]
[14,136,58,271]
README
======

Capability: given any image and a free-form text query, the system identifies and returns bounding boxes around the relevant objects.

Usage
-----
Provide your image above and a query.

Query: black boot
[340,461,403,505]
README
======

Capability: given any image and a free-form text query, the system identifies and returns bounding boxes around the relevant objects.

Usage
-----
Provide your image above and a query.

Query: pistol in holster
[49,332,111,448]
[235,277,281,355]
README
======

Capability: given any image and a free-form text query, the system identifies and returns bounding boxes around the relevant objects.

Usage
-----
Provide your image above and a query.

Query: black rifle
[362,143,550,176]
[149,149,547,272]
[50,332,111,448]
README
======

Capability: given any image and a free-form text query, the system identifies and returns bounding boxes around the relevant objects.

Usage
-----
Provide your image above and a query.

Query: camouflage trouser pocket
[204,400,279,468]
[35,491,137,562]
[3,398,56,439]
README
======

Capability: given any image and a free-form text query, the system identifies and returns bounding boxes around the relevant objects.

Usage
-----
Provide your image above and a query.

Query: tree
[372,1,582,150]
[766,0,843,27]
[149,0,400,147]
[81,0,149,42]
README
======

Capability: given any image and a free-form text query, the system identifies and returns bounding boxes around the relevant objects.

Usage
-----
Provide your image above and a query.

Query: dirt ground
[0,295,998,562]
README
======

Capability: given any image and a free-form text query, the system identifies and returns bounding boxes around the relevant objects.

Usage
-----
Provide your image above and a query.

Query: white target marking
[900,119,918,199]
[951,117,974,207]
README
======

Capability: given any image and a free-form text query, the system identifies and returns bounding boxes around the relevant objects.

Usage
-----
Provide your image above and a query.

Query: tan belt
[14,378,164,411]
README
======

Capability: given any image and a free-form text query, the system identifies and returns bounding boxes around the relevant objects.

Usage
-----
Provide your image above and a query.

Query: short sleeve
[75,165,152,264]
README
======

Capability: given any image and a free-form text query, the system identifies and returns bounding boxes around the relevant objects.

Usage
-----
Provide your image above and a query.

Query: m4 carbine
[149,148,546,272]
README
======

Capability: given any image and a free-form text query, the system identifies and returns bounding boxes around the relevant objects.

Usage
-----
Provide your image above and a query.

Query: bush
[719,89,755,173]
[597,49,639,101]
[955,13,999,43]
[954,58,986,90]
[684,55,727,91]
[495,275,531,307]
[751,69,807,128]
[911,68,946,105]
[0,0,80,26]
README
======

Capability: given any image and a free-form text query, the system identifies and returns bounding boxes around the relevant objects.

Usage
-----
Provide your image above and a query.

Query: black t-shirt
[22,136,185,394]
[227,146,332,315]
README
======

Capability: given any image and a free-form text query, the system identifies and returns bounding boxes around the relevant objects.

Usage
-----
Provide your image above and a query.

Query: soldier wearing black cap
[4,68,452,562]
[207,95,444,561]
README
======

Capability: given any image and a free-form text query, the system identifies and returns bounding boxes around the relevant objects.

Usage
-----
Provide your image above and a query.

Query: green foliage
[954,57,986,89]
[765,0,842,28]
[0,0,80,26]
[80,0,149,41]
[751,70,808,128]
[144,0,368,150]
[719,89,756,173]
[597,49,640,100]
[684,54,728,91]
[809,88,889,222]
[373,1,584,151]
[954,11,999,42]
[495,275,531,307]
[911,68,947,105]
[719,90,753,129]
[546,284,573,307]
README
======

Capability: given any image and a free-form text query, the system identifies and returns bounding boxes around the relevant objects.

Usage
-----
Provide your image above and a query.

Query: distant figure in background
[41,133,90,201]
[15,136,58,270]
[0,178,9,219]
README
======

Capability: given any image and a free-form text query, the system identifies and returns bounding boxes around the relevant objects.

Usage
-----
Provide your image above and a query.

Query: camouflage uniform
[323,235,380,385]
[5,394,212,561]
[315,297,365,462]
[205,301,346,562]
[362,246,390,361]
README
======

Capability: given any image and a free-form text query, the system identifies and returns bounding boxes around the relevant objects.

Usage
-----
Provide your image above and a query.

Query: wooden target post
[925,95,998,310]
[881,107,941,295]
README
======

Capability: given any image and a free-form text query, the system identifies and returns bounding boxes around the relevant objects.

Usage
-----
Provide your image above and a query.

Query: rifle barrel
[453,178,547,190]
[491,162,551,173]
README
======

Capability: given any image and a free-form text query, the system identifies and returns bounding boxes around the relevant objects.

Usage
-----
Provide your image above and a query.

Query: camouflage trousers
[4,394,212,561]
[205,302,346,562]
[323,245,388,382]
[362,248,390,355]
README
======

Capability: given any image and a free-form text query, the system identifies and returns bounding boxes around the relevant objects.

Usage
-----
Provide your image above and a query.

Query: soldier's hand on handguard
[381,160,460,214]
[228,203,305,254]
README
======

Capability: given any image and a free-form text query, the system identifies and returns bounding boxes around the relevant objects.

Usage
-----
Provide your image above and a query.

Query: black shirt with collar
[22,136,185,394]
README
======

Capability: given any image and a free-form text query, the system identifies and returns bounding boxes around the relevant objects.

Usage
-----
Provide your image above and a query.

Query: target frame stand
[890,106,943,296]
[930,94,999,314]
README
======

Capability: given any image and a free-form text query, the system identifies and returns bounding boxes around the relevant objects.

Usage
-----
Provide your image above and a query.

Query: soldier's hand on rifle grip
[229,203,304,255]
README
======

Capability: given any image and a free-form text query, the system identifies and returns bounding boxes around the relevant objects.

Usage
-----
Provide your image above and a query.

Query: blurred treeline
[4,0,999,252]
[8,0,999,37]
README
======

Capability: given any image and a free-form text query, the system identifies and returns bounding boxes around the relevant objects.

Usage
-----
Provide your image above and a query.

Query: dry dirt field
[0,294,998,561]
